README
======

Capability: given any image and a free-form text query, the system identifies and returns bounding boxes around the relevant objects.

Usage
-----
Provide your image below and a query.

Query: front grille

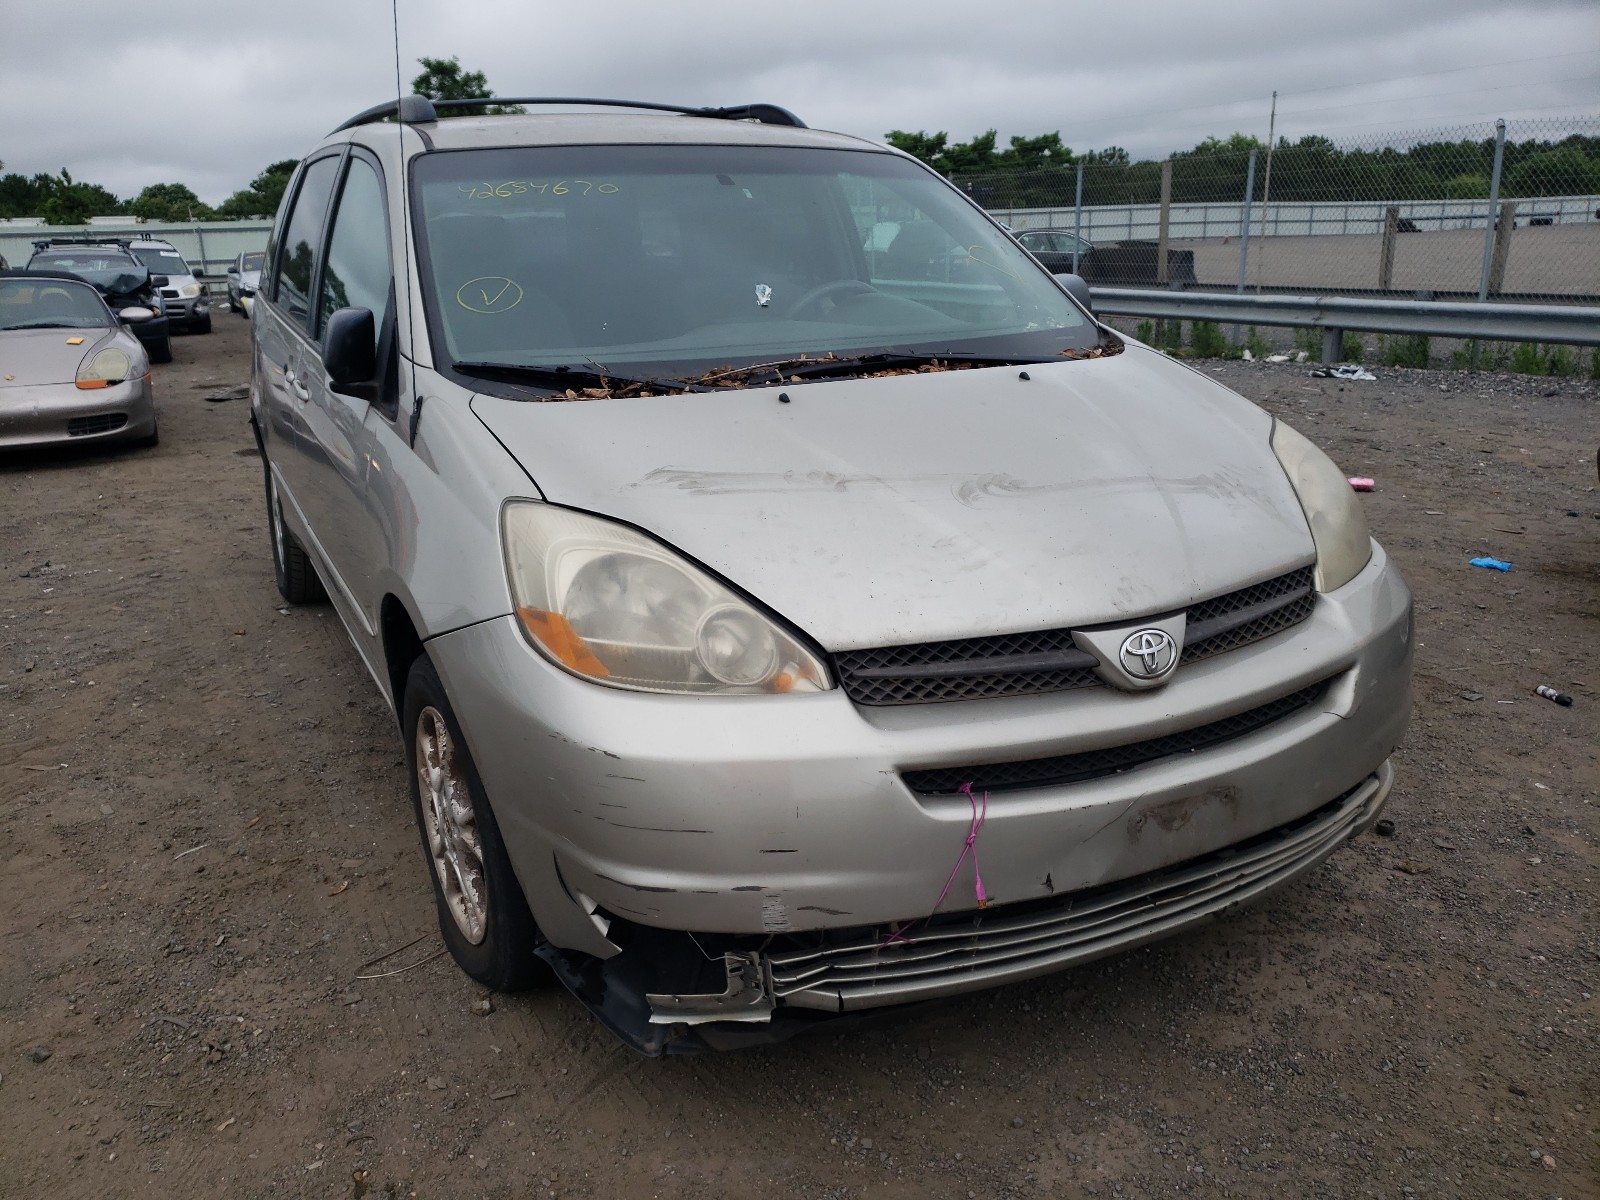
[160,288,180,298]
[766,775,1380,1013]
[67,414,128,437]
[1184,566,1315,662]
[833,566,1317,706]
[902,681,1328,795]
[834,628,1100,706]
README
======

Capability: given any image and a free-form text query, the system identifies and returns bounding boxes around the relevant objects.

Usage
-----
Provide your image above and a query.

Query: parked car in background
[25,238,172,362]
[226,250,266,315]
[1016,228,1199,287]
[1014,227,1095,271]
[0,269,158,450]
[129,237,211,334]
[252,94,1411,1054]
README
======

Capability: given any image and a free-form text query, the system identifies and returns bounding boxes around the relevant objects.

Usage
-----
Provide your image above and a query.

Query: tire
[263,468,327,604]
[147,336,172,364]
[193,313,212,335]
[227,293,240,313]
[402,654,544,991]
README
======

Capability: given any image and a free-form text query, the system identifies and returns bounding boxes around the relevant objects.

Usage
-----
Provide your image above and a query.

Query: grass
[1190,320,1230,358]
[1379,334,1431,369]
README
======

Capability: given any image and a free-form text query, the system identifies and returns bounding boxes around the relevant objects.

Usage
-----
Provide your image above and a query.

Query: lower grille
[68,414,128,437]
[767,772,1383,1012]
[833,566,1316,706]
[903,681,1328,795]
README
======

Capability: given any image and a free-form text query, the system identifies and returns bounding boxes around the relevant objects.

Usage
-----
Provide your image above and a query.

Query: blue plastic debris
[1469,556,1512,572]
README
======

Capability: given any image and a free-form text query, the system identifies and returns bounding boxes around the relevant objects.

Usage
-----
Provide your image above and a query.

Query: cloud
[1,0,1594,204]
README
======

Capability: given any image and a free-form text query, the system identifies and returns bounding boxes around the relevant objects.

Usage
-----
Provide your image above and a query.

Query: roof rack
[32,236,134,252]
[331,95,806,135]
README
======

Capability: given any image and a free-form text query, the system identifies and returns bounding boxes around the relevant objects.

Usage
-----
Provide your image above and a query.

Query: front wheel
[403,655,544,991]
[193,313,212,335]
[147,335,172,364]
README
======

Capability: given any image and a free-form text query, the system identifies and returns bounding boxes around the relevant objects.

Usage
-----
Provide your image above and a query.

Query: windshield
[0,279,112,330]
[28,251,148,294]
[238,252,265,272]
[412,144,1095,380]
[135,249,190,276]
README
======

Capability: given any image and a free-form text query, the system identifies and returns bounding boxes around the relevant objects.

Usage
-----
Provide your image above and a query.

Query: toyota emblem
[1118,628,1179,680]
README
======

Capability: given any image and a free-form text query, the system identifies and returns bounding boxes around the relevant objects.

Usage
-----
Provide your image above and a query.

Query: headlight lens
[1271,418,1372,592]
[501,501,830,695]
[75,347,133,389]
[180,283,201,298]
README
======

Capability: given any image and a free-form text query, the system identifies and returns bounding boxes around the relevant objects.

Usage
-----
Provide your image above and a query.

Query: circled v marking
[456,276,524,313]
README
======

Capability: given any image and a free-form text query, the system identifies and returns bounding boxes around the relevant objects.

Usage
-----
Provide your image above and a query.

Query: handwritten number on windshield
[457,181,620,200]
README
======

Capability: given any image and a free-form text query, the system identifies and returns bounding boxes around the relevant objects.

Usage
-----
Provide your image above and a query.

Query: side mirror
[1053,272,1094,316]
[151,275,170,287]
[118,306,156,322]
[323,307,377,398]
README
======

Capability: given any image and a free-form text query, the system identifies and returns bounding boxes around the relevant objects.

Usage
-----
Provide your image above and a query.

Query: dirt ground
[1,315,1596,1200]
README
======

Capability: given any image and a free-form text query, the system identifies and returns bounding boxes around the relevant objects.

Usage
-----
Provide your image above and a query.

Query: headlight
[1271,418,1372,592]
[180,283,201,298]
[501,501,831,695]
[75,347,133,389]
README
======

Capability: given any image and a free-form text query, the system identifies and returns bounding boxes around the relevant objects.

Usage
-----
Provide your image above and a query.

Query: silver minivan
[250,96,1411,1053]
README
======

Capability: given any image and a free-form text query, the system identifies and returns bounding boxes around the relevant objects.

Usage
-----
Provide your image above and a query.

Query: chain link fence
[956,117,1600,303]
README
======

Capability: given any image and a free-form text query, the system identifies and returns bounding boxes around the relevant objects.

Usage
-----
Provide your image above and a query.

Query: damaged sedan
[250,95,1412,1053]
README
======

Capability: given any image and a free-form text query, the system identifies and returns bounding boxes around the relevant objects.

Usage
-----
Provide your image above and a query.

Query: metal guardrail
[1088,287,1600,355]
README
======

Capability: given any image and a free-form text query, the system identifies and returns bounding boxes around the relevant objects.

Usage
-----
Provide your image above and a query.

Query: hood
[469,346,1316,651]
[0,327,117,388]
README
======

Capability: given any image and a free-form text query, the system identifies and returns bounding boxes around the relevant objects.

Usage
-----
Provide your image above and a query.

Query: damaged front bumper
[535,765,1391,1053]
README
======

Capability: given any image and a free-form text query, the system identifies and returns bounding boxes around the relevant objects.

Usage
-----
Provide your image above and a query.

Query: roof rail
[331,95,806,135]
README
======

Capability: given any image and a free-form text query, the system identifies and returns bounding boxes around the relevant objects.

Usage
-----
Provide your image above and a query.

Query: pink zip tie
[880,782,989,949]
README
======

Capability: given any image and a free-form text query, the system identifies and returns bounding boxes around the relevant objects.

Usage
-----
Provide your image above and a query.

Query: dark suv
[26,238,173,362]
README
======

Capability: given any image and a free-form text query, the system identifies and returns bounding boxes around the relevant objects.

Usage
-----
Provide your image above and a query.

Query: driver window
[317,158,392,346]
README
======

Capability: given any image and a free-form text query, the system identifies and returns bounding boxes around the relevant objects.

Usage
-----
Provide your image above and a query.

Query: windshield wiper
[702,350,1045,387]
[5,321,83,330]
[451,361,684,396]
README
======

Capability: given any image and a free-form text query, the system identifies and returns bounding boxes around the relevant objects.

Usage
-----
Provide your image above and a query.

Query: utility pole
[1255,91,1278,285]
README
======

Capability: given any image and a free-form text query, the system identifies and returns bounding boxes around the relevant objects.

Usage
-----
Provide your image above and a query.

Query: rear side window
[317,157,391,343]
[272,155,341,329]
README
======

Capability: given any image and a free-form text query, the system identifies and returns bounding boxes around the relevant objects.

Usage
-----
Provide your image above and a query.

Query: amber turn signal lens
[517,607,610,677]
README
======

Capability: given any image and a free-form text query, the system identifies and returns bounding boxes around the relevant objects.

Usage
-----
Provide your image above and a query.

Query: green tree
[217,159,299,219]
[130,181,213,222]
[410,55,522,117]
[35,169,125,225]
[885,128,1073,178]
[1504,145,1600,197]
[0,171,52,218]
[884,129,949,167]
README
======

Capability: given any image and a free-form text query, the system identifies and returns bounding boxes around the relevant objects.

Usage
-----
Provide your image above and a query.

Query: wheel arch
[381,593,426,720]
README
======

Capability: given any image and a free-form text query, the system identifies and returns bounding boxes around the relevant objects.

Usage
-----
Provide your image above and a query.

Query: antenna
[390,0,420,442]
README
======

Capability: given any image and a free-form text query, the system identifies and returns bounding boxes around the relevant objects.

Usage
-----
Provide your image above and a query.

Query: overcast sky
[3,0,1596,205]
